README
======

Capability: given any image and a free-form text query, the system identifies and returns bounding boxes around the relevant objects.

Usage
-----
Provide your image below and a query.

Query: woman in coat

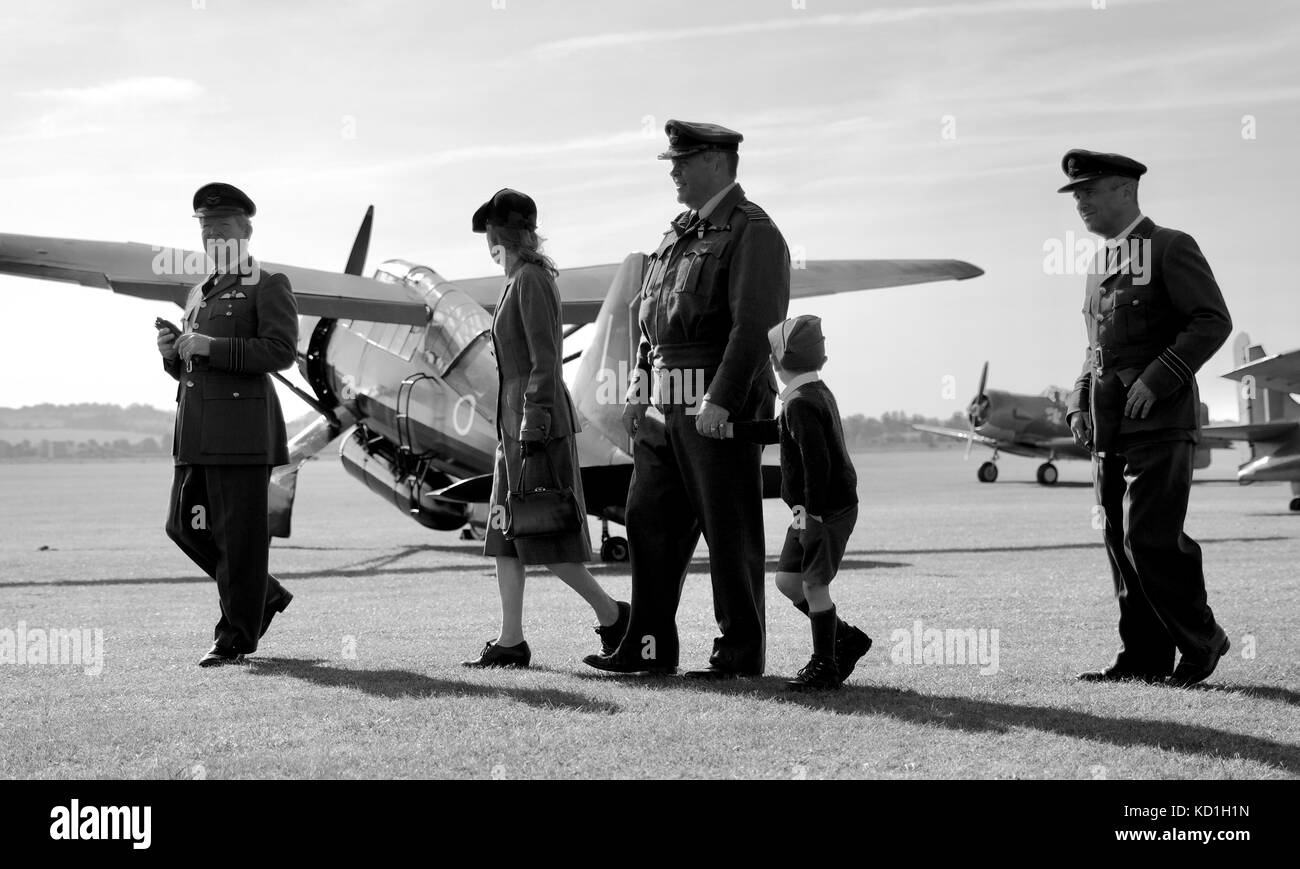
[462,188,629,668]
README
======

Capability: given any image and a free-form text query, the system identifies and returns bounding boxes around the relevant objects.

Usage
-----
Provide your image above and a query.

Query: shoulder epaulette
[738,201,772,224]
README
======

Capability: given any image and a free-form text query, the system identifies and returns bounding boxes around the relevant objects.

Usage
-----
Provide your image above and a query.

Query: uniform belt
[651,342,724,369]
[1093,346,1160,377]
[649,365,709,409]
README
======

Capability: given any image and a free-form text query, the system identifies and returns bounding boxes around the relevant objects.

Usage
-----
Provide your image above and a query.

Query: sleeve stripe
[1167,348,1194,379]
[1157,354,1187,384]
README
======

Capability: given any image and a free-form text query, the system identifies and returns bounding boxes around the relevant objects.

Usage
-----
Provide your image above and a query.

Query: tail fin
[1236,332,1264,423]
[1235,332,1298,425]
[570,252,646,458]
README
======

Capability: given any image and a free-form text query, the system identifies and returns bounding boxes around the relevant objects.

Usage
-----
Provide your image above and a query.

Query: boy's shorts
[776,504,858,586]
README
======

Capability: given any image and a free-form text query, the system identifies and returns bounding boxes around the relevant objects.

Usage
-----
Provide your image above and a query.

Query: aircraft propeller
[965,360,990,460]
[344,205,374,276]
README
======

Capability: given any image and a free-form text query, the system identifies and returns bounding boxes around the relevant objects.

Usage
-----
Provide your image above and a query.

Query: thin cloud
[532,0,1165,59]
[23,76,204,107]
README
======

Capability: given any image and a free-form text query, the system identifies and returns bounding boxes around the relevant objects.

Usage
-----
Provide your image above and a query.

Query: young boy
[727,315,871,690]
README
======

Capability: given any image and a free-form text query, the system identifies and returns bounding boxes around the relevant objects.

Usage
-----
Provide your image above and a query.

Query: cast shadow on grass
[998,480,1092,489]
[588,557,911,577]
[666,678,1300,773]
[247,657,619,714]
[1196,683,1300,707]
[9,544,492,588]
[862,535,1286,557]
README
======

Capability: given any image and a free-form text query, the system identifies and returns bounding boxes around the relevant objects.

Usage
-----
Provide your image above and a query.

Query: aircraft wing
[912,424,1000,447]
[450,263,620,325]
[1220,348,1300,395]
[1202,421,1299,443]
[0,234,430,326]
[451,258,984,325]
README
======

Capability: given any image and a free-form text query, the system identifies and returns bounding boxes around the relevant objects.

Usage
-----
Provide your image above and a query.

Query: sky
[1,0,1297,423]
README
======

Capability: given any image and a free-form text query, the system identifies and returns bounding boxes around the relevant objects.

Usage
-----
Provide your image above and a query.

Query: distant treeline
[843,411,968,450]
[0,404,970,460]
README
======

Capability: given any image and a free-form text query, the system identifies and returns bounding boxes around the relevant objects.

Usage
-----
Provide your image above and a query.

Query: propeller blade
[965,360,989,460]
[344,205,374,276]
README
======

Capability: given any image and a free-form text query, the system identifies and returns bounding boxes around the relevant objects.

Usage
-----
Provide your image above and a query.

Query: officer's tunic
[1065,216,1232,672]
[163,262,298,654]
[616,182,790,673]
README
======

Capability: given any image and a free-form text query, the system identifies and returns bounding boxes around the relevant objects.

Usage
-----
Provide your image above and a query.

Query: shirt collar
[1106,213,1145,244]
[779,370,821,403]
[697,181,739,224]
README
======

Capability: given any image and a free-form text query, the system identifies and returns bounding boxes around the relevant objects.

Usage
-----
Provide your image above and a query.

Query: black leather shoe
[836,626,872,683]
[198,646,247,668]
[259,588,294,639]
[683,663,761,680]
[595,601,631,657]
[787,656,841,691]
[462,639,531,668]
[582,651,675,675]
[1167,636,1230,688]
[1076,665,1168,684]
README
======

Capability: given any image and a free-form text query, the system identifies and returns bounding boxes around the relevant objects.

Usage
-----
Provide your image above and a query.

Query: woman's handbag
[504,443,583,540]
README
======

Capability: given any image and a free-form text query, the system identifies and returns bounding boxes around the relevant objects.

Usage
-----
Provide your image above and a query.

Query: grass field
[1,449,1296,779]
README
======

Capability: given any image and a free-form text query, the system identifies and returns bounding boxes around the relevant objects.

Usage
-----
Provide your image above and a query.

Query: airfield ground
[1,449,1296,779]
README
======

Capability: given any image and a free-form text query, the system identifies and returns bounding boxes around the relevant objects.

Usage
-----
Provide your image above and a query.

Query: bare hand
[176,332,212,361]
[1069,410,1093,451]
[1124,378,1157,419]
[622,401,648,438]
[157,328,178,361]
[694,398,730,439]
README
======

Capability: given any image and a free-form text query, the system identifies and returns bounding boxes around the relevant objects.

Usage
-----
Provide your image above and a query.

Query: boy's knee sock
[810,605,838,661]
[795,598,855,637]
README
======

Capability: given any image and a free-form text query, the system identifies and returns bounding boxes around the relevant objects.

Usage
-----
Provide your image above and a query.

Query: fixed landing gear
[977,461,999,483]
[1036,462,1059,486]
[599,517,629,562]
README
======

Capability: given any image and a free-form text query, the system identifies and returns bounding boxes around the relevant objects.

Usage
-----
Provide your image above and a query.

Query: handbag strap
[510,442,562,495]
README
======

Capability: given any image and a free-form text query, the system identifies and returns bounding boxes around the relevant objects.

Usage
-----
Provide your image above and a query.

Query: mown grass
[1,452,1295,779]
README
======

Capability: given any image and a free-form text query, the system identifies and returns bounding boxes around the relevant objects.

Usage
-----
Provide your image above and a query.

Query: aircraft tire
[601,536,630,562]
[977,461,998,483]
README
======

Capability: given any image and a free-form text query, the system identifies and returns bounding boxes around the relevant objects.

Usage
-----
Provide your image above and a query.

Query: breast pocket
[672,239,727,295]
[200,375,268,455]
[206,298,256,337]
[1114,284,1155,344]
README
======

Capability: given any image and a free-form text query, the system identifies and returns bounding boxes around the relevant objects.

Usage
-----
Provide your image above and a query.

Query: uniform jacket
[634,183,791,418]
[1065,217,1231,451]
[164,264,298,465]
[491,262,580,444]
[731,380,859,516]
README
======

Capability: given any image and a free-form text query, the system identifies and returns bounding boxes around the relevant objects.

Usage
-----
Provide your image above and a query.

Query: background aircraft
[913,361,1222,485]
[0,210,983,560]
[1203,332,1300,511]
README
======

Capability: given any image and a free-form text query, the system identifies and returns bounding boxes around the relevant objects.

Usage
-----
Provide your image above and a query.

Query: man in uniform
[1060,150,1233,688]
[156,182,299,667]
[585,120,790,678]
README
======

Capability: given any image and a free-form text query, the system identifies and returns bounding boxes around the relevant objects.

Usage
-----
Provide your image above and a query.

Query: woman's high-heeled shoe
[462,639,532,668]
